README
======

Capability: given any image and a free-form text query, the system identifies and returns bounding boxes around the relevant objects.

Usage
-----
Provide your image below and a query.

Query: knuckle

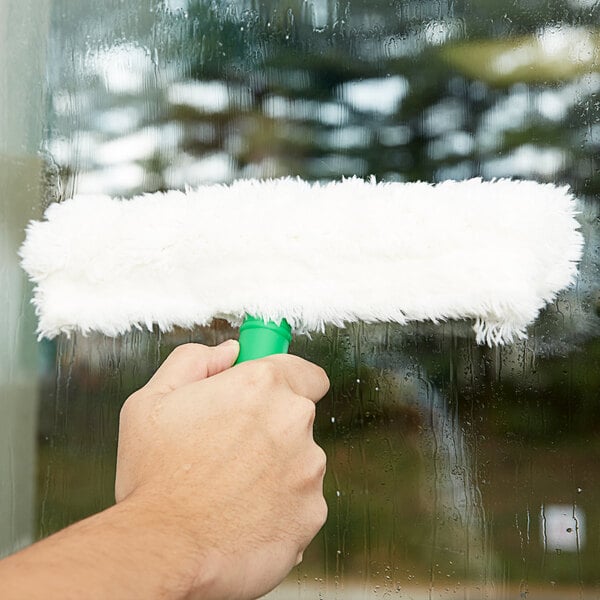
[279,397,315,439]
[316,497,328,527]
[305,445,327,481]
[314,365,330,392]
[248,359,283,387]
[314,445,327,474]
[295,397,316,423]
[297,445,327,486]
[305,496,328,533]
[170,343,206,360]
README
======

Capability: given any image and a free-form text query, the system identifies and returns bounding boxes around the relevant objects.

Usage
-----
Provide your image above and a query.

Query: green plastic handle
[235,315,292,363]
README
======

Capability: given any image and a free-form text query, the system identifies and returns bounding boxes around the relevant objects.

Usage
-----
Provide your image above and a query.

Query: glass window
[2,0,599,596]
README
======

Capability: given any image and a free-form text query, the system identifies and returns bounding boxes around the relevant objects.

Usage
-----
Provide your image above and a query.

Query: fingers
[295,452,328,552]
[240,354,330,403]
[144,340,239,395]
[277,354,330,403]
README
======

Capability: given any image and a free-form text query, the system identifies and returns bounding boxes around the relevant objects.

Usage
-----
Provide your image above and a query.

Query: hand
[115,341,330,600]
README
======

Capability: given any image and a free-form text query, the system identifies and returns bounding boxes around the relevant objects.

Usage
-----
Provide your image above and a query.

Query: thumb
[144,340,239,396]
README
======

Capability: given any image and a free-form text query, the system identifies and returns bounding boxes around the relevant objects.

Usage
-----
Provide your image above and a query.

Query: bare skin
[0,340,330,600]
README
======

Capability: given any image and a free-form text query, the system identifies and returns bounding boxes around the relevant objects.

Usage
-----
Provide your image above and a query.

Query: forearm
[0,494,206,600]
[0,347,329,600]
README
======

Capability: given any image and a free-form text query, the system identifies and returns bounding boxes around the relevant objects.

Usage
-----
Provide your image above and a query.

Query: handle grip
[235,315,292,364]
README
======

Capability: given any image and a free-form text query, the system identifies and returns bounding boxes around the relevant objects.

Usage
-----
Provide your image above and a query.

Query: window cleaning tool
[19,177,583,361]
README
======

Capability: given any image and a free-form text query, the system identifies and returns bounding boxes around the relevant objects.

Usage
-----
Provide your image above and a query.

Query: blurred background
[1,0,600,597]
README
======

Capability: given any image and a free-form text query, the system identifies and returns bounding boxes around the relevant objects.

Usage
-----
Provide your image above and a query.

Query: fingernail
[219,339,239,347]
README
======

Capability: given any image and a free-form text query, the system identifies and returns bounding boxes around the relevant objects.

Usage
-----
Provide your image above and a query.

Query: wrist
[0,489,219,600]
[111,491,217,600]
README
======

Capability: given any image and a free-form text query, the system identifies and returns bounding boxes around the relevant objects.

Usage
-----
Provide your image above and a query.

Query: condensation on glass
[2,0,599,597]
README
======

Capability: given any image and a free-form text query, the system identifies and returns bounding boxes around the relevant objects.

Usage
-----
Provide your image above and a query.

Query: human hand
[115,341,330,600]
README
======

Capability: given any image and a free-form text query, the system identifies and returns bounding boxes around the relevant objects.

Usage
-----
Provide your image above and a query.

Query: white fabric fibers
[19,177,583,345]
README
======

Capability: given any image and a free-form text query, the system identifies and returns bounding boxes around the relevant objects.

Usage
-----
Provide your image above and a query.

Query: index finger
[247,354,330,403]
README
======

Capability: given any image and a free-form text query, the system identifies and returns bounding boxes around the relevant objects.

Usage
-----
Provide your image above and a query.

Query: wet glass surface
[2,0,600,597]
